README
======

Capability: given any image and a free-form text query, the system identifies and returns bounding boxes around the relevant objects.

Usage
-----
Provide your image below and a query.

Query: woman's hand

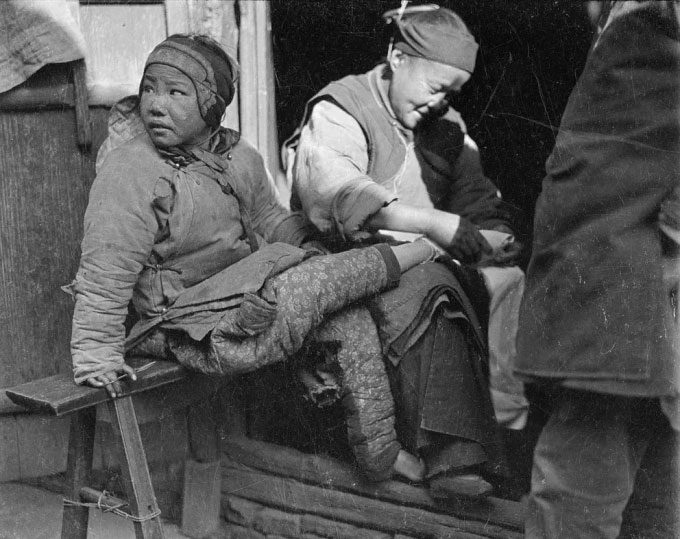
[425,212,491,264]
[444,217,492,263]
[84,364,137,398]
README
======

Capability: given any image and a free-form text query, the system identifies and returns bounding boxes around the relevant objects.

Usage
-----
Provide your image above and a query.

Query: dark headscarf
[143,35,238,128]
[384,5,478,73]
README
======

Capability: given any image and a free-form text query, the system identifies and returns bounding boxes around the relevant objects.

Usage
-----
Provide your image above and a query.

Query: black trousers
[386,309,503,478]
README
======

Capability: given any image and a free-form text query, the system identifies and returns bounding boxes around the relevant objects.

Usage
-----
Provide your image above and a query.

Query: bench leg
[62,407,96,539]
[107,396,163,539]
[182,397,222,537]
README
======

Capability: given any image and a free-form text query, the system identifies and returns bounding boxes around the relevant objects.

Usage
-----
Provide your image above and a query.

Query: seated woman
[69,34,436,485]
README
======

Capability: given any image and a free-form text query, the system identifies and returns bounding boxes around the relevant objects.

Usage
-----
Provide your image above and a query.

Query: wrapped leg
[210,245,396,375]
[313,306,400,482]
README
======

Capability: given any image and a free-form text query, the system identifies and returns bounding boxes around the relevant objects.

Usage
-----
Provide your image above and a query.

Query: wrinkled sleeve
[292,100,396,237]
[70,150,158,383]
[446,134,512,231]
[242,147,315,247]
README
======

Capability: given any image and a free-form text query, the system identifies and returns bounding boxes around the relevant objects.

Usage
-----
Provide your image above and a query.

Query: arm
[448,135,512,233]
[417,108,512,233]
[70,150,158,394]
[292,100,397,238]
[243,145,316,247]
[293,101,490,261]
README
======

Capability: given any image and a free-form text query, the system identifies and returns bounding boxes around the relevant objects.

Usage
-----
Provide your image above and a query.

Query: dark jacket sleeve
[417,109,512,232]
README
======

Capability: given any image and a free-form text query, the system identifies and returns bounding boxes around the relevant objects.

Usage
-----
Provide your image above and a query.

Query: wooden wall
[0,83,109,390]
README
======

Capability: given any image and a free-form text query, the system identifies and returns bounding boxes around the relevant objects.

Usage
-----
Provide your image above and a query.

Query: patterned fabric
[209,246,395,375]
[130,245,402,479]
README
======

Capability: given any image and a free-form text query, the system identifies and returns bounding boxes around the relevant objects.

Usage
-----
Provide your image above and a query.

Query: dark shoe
[428,471,493,499]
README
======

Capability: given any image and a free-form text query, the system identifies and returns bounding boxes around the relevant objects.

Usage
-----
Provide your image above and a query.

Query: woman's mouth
[147,122,172,133]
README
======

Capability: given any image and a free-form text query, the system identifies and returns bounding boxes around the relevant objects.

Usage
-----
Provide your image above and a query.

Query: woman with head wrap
[285,5,523,498]
[68,34,439,483]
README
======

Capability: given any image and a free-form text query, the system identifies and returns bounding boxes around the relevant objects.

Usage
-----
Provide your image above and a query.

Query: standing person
[285,4,528,496]
[516,2,680,537]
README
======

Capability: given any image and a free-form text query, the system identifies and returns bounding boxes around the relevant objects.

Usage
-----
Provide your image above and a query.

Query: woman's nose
[427,93,448,110]
[146,94,168,115]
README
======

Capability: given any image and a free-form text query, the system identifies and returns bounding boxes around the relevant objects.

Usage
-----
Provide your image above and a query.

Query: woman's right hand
[426,212,491,264]
[445,217,492,263]
[84,364,137,398]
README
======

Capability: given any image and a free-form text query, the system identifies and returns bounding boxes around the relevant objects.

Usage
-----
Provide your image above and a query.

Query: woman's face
[140,64,212,148]
[387,50,471,130]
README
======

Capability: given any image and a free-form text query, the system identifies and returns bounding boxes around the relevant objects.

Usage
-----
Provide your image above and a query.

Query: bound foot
[428,469,493,499]
[392,449,426,482]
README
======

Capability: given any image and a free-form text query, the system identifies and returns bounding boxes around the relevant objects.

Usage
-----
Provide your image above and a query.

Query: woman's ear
[388,48,407,72]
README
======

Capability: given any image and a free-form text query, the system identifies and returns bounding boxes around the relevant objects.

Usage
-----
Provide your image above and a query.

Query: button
[226,153,232,160]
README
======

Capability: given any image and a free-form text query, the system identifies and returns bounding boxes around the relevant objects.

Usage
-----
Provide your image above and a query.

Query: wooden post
[61,407,96,539]
[181,383,223,537]
[238,0,258,149]
[107,396,164,539]
[71,59,91,150]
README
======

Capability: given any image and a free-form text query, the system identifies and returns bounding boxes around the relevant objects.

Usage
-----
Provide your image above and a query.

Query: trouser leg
[526,391,653,539]
[387,310,498,477]
[209,246,395,375]
[313,306,400,481]
[479,265,529,430]
[619,404,679,538]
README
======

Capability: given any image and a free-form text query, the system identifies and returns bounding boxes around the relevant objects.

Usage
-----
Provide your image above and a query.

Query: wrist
[426,211,461,246]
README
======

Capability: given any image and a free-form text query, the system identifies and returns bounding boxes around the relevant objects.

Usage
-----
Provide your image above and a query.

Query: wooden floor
[221,436,525,539]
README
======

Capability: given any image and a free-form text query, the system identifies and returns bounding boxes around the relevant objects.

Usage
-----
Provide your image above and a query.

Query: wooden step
[222,436,524,538]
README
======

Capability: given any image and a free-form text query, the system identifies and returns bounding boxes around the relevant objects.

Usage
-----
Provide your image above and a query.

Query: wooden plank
[61,407,96,539]
[222,465,520,539]
[5,359,187,416]
[222,437,525,533]
[107,396,163,539]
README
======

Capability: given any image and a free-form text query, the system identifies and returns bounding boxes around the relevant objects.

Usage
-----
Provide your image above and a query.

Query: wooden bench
[5,356,224,539]
[7,357,528,538]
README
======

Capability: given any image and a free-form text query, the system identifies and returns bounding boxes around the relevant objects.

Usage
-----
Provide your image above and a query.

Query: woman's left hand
[84,364,137,398]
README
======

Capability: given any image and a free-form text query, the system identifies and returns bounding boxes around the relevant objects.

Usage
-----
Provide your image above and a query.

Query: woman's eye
[170,89,187,96]
[141,85,154,93]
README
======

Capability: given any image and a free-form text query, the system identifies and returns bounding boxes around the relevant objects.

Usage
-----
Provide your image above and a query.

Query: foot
[392,449,426,482]
[428,470,493,499]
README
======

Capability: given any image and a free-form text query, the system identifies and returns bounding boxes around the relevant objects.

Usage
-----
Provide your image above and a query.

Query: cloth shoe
[428,469,493,498]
